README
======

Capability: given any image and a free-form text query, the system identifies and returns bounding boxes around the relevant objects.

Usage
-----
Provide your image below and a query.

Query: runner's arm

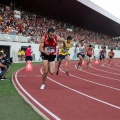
[39,37,50,55]
[39,37,45,53]
[71,42,73,47]
[58,43,64,49]
[113,52,115,57]
[108,52,110,57]
[99,50,102,55]
[85,45,88,55]
[74,43,79,52]
[57,36,66,47]
[92,48,94,56]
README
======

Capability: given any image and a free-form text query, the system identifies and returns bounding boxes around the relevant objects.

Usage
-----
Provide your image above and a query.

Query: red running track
[12,60,120,120]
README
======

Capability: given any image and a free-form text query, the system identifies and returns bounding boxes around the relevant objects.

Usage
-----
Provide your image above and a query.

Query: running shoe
[65,71,69,75]
[40,84,45,90]
[76,64,79,69]
[1,77,7,80]
[78,67,82,70]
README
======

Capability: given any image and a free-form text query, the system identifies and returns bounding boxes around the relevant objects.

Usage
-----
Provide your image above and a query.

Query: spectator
[21,49,25,61]
[0,52,9,80]
[17,49,21,61]
[0,3,117,49]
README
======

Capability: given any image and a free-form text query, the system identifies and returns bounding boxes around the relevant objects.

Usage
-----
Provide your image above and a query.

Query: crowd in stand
[0,3,119,49]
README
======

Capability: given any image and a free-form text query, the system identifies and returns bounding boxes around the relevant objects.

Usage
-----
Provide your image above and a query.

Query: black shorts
[77,53,85,59]
[87,54,92,57]
[58,54,70,60]
[26,56,32,61]
[109,56,113,59]
[41,53,56,62]
[100,55,105,60]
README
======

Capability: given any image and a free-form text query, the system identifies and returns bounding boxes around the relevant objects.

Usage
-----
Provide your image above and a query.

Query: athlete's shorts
[77,53,85,59]
[25,56,32,61]
[100,55,105,60]
[41,53,56,62]
[109,56,113,59]
[87,54,92,57]
[57,54,70,60]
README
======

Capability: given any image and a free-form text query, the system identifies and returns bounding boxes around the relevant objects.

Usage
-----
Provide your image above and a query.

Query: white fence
[0,34,31,43]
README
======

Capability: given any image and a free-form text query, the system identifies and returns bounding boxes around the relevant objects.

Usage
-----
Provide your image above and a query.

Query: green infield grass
[0,62,44,120]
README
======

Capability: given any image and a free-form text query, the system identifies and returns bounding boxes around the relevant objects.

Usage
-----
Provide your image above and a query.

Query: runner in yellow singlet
[56,36,73,75]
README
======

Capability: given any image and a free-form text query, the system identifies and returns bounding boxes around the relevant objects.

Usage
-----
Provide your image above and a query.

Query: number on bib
[45,47,54,53]
[62,48,69,53]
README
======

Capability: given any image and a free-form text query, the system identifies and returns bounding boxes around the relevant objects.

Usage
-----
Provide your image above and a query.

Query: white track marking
[103,63,120,71]
[72,64,120,82]
[15,69,61,120]
[40,68,120,110]
[59,67,120,91]
[115,63,120,68]
[89,64,120,75]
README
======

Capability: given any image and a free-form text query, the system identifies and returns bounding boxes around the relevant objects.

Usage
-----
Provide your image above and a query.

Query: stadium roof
[1,0,120,37]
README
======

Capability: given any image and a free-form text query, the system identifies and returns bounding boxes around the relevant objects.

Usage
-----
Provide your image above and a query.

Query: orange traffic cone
[26,61,33,71]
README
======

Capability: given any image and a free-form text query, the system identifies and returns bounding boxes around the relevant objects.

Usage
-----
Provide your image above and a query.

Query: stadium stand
[0,3,119,50]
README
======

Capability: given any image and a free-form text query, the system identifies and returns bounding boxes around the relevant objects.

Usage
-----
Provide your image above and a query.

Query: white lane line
[71,64,120,82]
[59,66,120,91]
[89,64,120,75]
[103,64,120,71]
[40,68,120,110]
[115,63,120,68]
[15,68,61,120]
[12,71,50,120]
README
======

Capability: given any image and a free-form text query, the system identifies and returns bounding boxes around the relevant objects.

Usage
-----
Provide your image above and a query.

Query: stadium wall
[0,41,40,62]
[0,42,120,62]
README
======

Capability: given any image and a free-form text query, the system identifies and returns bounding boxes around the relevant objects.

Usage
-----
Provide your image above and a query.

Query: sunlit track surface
[12,60,120,120]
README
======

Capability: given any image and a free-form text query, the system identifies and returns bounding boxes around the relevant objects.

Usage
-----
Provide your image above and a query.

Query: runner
[56,36,73,75]
[99,46,106,67]
[75,40,86,70]
[39,28,65,90]
[86,44,94,69]
[108,49,115,66]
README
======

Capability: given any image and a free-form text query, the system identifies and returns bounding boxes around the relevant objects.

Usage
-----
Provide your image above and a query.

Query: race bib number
[109,54,113,57]
[45,47,54,53]
[80,52,85,55]
[101,52,105,55]
[62,48,69,53]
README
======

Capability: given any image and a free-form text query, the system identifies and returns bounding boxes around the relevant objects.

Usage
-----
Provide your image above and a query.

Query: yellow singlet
[59,40,73,55]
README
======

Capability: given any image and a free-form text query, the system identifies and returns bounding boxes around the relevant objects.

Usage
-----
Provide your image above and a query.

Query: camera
[1,57,12,69]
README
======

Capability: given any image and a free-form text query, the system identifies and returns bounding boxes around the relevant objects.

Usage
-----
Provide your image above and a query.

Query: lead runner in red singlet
[39,28,65,90]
